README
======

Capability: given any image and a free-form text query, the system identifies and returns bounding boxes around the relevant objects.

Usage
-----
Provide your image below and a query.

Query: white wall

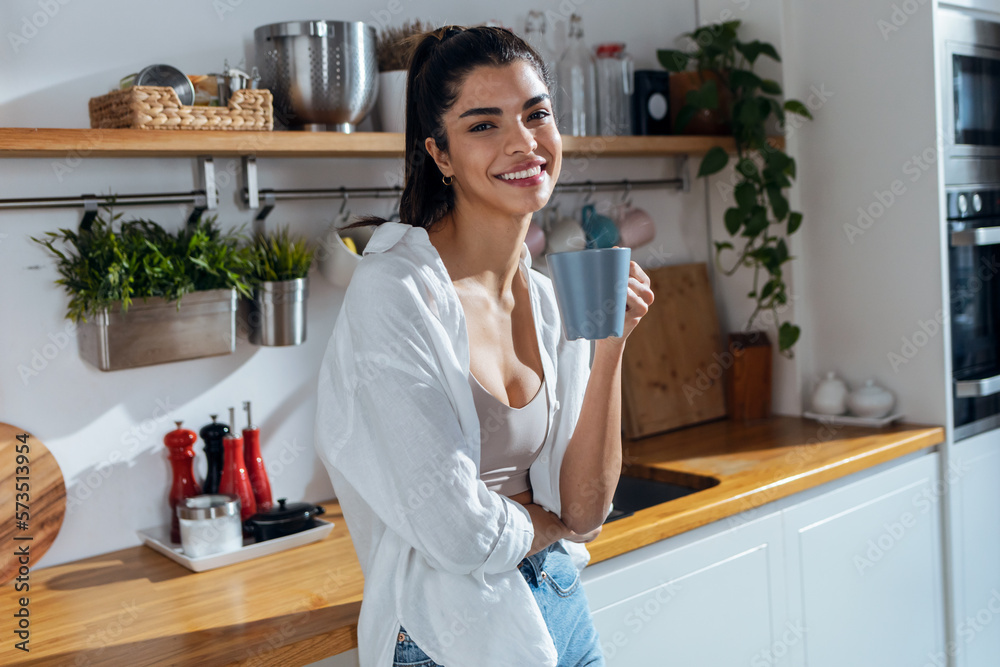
[780,0,948,426]
[0,0,762,568]
[697,0,950,424]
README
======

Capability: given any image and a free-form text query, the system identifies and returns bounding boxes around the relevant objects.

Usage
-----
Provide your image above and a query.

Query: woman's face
[426,60,562,221]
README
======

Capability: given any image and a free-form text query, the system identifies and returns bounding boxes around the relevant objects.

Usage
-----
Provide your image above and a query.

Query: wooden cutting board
[621,263,727,438]
[0,423,66,585]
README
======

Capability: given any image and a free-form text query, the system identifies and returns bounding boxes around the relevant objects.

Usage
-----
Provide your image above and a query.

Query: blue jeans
[394,541,605,666]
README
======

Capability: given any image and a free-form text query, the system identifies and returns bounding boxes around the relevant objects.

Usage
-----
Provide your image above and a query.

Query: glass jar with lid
[177,494,243,558]
[595,42,634,136]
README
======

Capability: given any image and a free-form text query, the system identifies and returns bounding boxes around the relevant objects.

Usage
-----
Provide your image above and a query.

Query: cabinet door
[582,512,789,666]
[952,430,1000,667]
[782,452,945,667]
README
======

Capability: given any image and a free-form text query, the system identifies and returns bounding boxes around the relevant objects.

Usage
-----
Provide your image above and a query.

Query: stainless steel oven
[940,8,1000,439]
[939,8,1000,186]
[949,186,1000,440]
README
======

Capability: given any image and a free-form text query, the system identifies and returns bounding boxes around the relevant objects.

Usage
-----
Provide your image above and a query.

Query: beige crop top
[468,370,549,495]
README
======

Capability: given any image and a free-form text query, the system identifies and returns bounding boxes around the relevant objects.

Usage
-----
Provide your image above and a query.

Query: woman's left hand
[606,251,654,345]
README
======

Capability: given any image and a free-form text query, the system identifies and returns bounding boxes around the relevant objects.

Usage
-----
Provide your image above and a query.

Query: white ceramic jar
[811,371,849,415]
[847,379,895,418]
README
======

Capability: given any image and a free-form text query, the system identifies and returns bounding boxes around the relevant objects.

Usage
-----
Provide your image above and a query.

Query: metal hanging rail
[0,157,219,228]
[0,191,214,227]
[239,154,690,223]
[0,155,690,227]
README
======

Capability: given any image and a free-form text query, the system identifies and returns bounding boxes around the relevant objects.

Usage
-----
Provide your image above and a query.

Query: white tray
[802,411,905,427]
[137,517,335,572]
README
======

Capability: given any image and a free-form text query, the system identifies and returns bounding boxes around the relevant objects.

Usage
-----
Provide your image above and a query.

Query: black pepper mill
[199,414,229,494]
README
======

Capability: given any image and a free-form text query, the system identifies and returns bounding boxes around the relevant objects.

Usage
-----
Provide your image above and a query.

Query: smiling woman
[343,25,562,232]
[319,24,653,667]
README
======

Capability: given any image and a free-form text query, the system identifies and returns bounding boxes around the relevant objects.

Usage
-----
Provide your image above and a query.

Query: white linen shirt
[314,221,613,667]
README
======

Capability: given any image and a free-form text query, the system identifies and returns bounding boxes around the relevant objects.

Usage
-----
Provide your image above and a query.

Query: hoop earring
[442,175,453,186]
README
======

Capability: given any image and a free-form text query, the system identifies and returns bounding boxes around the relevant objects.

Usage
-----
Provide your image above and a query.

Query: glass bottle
[556,13,597,136]
[218,407,257,537]
[595,42,635,136]
[524,11,558,102]
[242,400,273,512]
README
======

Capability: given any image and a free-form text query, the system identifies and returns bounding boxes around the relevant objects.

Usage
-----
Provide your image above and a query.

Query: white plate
[802,411,905,427]
[137,517,335,572]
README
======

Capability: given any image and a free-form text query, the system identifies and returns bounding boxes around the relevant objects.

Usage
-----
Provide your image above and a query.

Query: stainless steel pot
[120,64,196,106]
[238,277,308,346]
[254,20,379,132]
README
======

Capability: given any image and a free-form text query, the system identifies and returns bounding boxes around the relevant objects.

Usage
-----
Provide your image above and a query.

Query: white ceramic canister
[810,371,849,415]
[847,378,895,418]
[376,69,407,133]
[177,494,243,558]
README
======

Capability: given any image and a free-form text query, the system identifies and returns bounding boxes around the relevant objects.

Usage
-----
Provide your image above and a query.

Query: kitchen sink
[603,474,715,524]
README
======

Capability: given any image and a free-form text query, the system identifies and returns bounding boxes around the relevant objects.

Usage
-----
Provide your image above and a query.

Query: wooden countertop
[588,415,944,562]
[0,416,944,666]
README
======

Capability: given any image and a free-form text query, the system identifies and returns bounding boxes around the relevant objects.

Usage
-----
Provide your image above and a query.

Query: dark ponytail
[342,25,551,233]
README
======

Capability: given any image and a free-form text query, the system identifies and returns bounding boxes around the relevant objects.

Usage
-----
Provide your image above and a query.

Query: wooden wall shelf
[0,127,783,159]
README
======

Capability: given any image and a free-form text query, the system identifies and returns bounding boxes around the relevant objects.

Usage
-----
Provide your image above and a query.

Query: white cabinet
[306,649,359,667]
[583,451,945,666]
[583,512,788,666]
[951,430,1000,667]
[782,452,946,666]
[309,452,946,666]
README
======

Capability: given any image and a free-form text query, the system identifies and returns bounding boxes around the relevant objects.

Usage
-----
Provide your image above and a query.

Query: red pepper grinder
[164,420,202,544]
[242,401,273,512]
[219,406,257,537]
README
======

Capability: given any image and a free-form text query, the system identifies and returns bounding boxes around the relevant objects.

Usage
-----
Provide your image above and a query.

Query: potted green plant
[374,19,431,133]
[657,21,743,135]
[31,208,255,371]
[239,226,314,346]
[659,20,813,418]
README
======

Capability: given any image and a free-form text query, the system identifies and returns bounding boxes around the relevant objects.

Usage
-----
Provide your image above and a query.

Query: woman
[314,25,654,667]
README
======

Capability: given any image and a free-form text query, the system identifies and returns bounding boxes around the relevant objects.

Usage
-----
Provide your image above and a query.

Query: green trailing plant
[247,225,314,284]
[31,206,255,323]
[658,20,813,358]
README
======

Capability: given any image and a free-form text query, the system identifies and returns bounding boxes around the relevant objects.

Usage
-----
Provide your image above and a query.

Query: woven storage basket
[89,86,273,130]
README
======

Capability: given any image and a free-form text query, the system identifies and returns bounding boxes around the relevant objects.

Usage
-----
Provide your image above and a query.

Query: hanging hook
[338,188,349,215]
[583,181,595,205]
[390,187,403,222]
[620,180,633,207]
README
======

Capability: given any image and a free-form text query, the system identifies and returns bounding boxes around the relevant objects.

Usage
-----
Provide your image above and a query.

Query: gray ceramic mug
[546,247,631,340]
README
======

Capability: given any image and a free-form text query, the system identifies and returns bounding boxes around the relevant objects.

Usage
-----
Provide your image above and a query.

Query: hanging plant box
[77,288,237,371]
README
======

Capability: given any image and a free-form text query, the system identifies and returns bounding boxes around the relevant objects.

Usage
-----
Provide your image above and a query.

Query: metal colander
[254,21,379,132]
